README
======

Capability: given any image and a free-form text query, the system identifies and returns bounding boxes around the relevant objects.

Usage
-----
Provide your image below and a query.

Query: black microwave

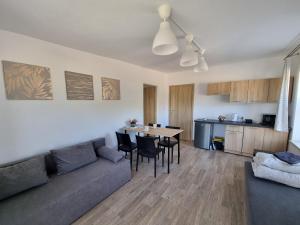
[261,114,276,126]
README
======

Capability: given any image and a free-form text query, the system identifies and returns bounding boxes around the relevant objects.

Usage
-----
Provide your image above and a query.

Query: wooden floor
[73,143,250,225]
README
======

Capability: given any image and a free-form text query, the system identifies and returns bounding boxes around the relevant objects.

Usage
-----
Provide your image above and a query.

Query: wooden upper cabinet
[207,77,293,103]
[268,77,294,102]
[248,79,269,103]
[218,82,231,95]
[230,80,249,103]
[207,82,231,95]
[242,127,264,156]
[268,78,281,102]
[207,83,219,95]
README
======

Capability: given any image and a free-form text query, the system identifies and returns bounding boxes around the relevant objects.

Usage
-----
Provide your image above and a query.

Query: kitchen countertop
[194,119,274,129]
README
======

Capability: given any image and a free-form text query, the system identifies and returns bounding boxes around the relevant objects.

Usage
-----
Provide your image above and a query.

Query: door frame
[143,84,157,125]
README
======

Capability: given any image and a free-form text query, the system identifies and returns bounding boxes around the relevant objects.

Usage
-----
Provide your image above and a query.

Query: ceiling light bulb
[152,21,178,56]
[193,55,208,72]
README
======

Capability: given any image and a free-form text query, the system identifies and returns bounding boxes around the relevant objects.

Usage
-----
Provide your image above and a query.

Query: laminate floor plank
[73,143,249,225]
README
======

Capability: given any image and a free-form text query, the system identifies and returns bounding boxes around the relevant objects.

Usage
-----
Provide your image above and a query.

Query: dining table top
[124,126,184,138]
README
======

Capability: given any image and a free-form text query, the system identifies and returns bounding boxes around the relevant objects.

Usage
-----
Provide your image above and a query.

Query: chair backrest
[116,132,132,148]
[148,123,161,127]
[166,126,181,141]
[136,135,156,156]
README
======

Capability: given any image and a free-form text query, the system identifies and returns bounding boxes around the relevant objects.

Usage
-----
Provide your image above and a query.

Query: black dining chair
[136,135,165,177]
[116,132,137,169]
[148,123,161,127]
[147,123,161,140]
[158,126,180,163]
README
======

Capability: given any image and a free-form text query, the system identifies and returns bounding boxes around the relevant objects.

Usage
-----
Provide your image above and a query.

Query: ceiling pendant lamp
[180,34,198,67]
[193,54,208,72]
[152,4,178,56]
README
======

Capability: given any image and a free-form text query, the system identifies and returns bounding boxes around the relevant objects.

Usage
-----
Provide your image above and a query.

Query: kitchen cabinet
[224,125,243,154]
[268,77,294,102]
[248,79,269,103]
[242,127,264,156]
[218,82,231,95]
[268,78,281,102]
[262,128,289,152]
[206,77,294,103]
[207,83,219,95]
[225,126,288,157]
[230,81,249,103]
[207,82,231,95]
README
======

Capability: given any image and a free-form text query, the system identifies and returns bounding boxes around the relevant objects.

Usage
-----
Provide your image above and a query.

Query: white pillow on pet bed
[253,152,300,174]
[252,162,300,188]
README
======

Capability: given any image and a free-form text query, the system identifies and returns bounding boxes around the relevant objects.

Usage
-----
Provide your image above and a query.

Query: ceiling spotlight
[180,34,198,67]
[193,54,208,72]
[152,4,178,56]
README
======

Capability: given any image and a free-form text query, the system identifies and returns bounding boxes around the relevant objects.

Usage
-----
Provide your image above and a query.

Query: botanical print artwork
[65,71,94,100]
[101,77,120,100]
[2,61,53,100]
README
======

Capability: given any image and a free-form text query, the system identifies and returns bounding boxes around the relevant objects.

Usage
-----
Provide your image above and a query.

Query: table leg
[168,137,170,174]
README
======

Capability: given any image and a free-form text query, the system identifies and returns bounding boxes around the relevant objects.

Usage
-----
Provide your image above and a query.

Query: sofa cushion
[51,142,97,175]
[92,137,106,150]
[96,146,124,163]
[0,156,48,201]
[0,158,131,225]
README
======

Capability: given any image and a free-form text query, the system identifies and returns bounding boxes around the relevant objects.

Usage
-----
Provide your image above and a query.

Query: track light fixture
[193,53,208,72]
[152,4,178,55]
[152,3,208,71]
[180,34,198,67]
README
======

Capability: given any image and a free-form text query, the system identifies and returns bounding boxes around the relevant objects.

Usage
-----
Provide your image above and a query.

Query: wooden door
[262,129,289,152]
[242,127,264,156]
[230,81,249,103]
[169,84,194,141]
[248,79,269,103]
[143,85,156,125]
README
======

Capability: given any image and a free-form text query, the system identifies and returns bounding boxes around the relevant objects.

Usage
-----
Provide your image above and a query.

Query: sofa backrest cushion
[92,137,106,150]
[51,142,97,175]
[96,146,124,163]
[0,156,48,201]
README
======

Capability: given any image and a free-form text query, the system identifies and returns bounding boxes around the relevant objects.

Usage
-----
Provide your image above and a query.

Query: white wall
[0,30,168,164]
[168,56,284,123]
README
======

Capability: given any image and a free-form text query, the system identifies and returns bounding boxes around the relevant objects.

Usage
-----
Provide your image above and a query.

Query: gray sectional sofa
[245,161,300,225]
[0,138,131,225]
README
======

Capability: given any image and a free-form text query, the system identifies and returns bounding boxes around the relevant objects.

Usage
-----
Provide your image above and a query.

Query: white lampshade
[193,55,208,72]
[180,44,198,67]
[152,21,178,55]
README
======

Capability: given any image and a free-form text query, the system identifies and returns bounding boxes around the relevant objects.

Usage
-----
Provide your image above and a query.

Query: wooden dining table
[124,126,184,173]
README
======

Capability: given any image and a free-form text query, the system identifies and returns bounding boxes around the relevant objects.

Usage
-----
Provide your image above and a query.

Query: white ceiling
[0,0,299,73]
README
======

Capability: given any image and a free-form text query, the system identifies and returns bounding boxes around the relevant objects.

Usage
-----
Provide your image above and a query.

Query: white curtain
[274,61,290,132]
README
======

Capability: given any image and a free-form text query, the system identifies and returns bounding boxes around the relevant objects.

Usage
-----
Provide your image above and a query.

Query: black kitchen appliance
[245,119,253,124]
[261,114,276,127]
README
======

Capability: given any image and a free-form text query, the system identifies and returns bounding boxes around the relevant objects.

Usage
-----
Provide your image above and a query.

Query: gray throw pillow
[51,142,97,175]
[0,156,48,201]
[96,146,124,163]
